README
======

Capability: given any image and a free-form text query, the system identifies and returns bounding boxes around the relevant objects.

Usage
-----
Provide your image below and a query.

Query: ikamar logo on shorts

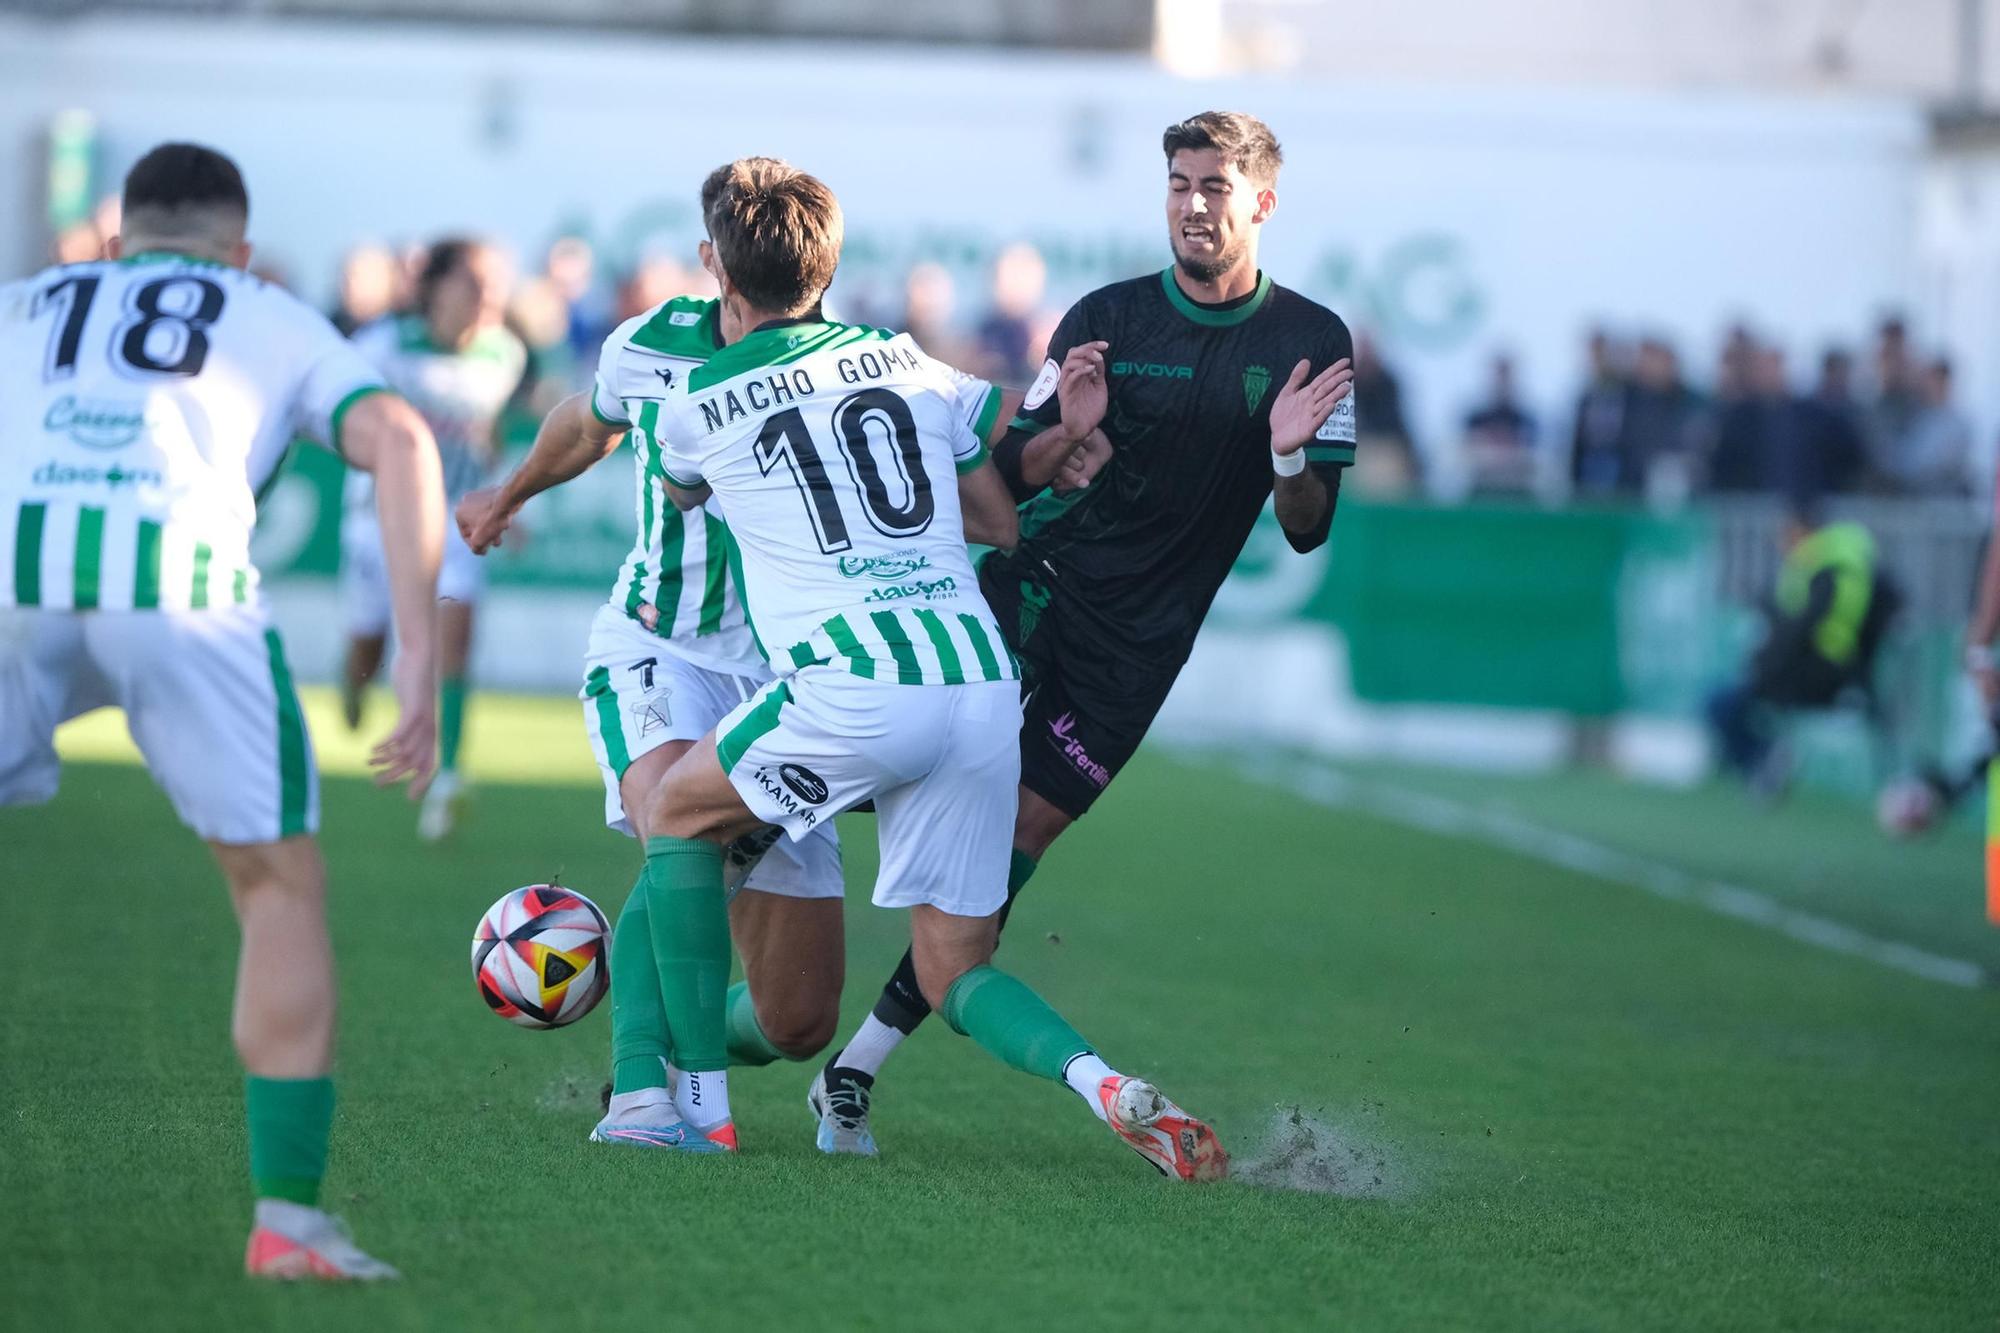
[44,395,147,450]
[753,765,824,827]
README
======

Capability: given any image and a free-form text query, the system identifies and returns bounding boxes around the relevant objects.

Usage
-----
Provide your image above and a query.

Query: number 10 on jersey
[753,387,935,554]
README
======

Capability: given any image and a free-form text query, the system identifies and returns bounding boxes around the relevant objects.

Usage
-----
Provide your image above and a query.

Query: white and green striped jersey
[343,314,526,513]
[653,318,1015,687]
[591,297,761,674]
[0,253,386,611]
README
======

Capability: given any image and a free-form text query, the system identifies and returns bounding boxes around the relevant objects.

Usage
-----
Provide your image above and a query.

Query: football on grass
[472,886,611,1029]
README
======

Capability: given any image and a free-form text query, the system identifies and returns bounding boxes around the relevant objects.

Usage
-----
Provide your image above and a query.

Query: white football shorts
[715,665,1020,917]
[0,603,318,844]
[579,604,841,900]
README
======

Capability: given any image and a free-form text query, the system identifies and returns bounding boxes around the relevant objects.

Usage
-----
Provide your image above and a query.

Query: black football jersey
[993,267,1353,655]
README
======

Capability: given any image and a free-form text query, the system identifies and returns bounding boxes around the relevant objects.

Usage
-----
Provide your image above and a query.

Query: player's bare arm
[957,458,1021,551]
[458,392,626,553]
[342,391,445,795]
[1270,357,1353,550]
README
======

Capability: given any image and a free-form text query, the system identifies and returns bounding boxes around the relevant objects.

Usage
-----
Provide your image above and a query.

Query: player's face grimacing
[1166,148,1274,283]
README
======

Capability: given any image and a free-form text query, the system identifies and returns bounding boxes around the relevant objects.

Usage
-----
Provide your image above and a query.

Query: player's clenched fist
[1269,356,1353,456]
[455,485,517,554]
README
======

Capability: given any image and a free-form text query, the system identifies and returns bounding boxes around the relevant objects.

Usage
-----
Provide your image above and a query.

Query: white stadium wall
[0,15,1926,465]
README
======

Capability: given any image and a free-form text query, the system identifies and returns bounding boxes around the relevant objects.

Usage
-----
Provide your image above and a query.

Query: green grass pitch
[4,692,1997,1331]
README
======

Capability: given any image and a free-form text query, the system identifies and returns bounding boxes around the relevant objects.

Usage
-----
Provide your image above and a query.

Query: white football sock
[1062,1052,1115,1121]
[833,1014,908,1078]
[605,1087,676,1124]
[675,1068,731,1129]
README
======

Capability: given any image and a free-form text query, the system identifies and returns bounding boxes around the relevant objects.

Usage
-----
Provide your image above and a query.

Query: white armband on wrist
[1271,446,1307,477]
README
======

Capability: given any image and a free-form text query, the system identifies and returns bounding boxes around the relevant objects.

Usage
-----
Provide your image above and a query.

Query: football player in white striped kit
[628,159,1224,1176]
[0,144,444,1277]
[339,237,527,842]
[457,160,1114,1154]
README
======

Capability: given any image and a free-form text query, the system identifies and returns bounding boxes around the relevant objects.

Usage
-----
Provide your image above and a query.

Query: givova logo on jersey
[43,395,146,450]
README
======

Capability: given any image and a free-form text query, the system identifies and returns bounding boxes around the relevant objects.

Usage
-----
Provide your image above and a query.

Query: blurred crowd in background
[50,203,1985,511]
[1433,318,1979,508]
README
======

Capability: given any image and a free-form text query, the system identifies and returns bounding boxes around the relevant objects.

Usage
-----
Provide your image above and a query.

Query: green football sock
[940,965,1091,1083]
[995,848,1039,931]
[609,870,670,1094]
[438,675,468,773]
[642,836,730,1074]
[245,1075,334,1207]
[725,980,787,1067]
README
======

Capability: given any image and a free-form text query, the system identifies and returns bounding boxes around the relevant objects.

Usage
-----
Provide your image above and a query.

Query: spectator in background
[507,275,583,413]
[1569,328,1628,498]
[1887,357,1974,497]
[1350,329,1422,494]
[1715,323,1757,407]
[901,261,972,366]
[330,243,401,336]
[1619,336,1706,502]
[1710,346,1865,498]
[544,234,611,363]
[1813,347,1859,422]
[1461,351,1537,496]
[973,241,1047,383]
[615,250,705,324]
[1864,315,1923,489]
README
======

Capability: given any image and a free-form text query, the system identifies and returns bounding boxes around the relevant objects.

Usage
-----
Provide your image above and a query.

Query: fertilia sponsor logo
[33,459,164,490]
[43,395,146,450]
[862,575,957,603]
[1047,711,1111,789]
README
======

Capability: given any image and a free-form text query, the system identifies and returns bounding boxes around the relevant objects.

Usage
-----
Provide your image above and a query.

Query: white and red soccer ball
[471,885,611,1029]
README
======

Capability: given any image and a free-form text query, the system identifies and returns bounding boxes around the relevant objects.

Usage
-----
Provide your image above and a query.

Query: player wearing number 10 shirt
[630,158,1226,1178]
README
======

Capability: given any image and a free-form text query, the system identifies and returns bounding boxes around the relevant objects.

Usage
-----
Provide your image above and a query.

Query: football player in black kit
[807,110,1357,1168]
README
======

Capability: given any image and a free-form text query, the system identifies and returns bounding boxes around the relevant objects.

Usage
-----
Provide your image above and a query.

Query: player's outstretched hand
[372,653,438,799]
[1056,340,1111,440]
[1270,357,1354,457]
[456,485,517,554]
[1053,428,1114,494]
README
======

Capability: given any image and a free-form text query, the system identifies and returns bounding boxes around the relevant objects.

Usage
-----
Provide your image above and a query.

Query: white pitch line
[1218,751,1991,991]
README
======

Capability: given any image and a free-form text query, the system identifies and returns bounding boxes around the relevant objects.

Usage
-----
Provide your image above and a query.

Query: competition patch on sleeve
[1317,391,1357,444]
[668,310,703,327]
[1023,357,1061,411]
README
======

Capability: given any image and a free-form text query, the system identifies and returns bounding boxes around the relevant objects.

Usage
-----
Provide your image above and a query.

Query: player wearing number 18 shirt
[0,144,445,1278]
[813,111,1358,1154]
[633,158,1225,1178]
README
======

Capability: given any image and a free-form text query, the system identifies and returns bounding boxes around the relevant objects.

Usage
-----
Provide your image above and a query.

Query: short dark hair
[1162,111,1283,187]
[122,142,248,226]
[705,159,842,318]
